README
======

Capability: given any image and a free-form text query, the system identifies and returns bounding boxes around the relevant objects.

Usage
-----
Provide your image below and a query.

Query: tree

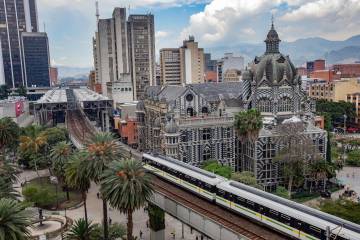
[65,152,91,224]
[202,160,232,179]
[0,177,19,200]
[0,85,10,100]
[101,159,153,240]
[273,121,323,198]
[41,127,68,147]
[65,218,98,240]
[231,171,261,188]
[346,149,360,166]
[19,128,47,178]
[309,161,336,191]
[0,117,20,161]
[84,132,121,240]
[234,109,263,140]
[51,141,72,200]
[0,198,32,240]
[316,100,355,127]
[14,86,27,97]
[148,203,165,232]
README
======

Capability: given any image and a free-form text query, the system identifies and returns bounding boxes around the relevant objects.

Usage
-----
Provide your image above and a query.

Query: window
[257,97,271,112]
[186,94,193,101]
[278,96,292,112]
[203,148,211,161]
[187,107,194,117]
[202,128,211,140]
[201,106,209,114]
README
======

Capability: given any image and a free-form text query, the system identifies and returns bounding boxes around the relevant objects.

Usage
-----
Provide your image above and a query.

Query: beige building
[159,36,205,85]
[347,92,360,125]
[180,36,204,84]
[160,48,181,85]
[223,69,241,82]
[309,78,360,102]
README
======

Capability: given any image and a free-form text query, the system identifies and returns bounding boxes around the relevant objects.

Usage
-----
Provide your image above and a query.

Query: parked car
[347,127,359,133]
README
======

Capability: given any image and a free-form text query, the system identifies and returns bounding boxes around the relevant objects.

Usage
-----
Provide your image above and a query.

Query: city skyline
[37,0,360,68]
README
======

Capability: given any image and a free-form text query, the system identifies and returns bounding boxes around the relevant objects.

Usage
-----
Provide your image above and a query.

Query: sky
[37,0,360,68]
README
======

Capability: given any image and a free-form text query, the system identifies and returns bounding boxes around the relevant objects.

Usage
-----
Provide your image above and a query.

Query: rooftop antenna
[128,4,130,16]
[95,1,100,23]
[271,14,274,29]
[43,22,46,32]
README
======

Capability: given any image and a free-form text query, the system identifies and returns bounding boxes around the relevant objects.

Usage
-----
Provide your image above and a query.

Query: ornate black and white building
[136,22,327,189]
[239,22,327,190]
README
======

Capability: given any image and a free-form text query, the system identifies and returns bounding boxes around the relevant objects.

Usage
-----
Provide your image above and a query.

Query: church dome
[164,118,178,134]
[251,22,298,86]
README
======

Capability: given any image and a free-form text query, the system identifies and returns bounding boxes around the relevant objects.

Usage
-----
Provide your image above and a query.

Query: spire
[265,15,281,54]
[95,1,100,23]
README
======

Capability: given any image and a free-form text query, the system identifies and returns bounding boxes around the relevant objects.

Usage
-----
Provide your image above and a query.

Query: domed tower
[136,100,146,151]
[163,116,180,159]
[242,20,304,121]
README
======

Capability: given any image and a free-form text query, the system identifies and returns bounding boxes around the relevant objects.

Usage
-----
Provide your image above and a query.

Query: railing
[178,116,234,127]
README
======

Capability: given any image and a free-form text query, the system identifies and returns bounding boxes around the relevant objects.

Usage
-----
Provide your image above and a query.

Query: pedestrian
[96,192,100,199]
[140,230,143,239]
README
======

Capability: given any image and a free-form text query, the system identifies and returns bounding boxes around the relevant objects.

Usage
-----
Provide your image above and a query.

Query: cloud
[155,31,169,38]
[179,0,360,48]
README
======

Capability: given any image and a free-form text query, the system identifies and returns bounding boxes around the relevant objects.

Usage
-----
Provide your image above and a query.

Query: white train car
[143,153,225,201]
[216,181,360,240]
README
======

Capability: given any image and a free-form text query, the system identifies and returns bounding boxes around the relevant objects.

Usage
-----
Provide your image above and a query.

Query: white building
[217,53,244,82]
[107,73,134,106]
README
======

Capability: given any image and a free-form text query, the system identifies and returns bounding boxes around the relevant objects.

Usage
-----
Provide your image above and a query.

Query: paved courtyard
[16,169,207,240]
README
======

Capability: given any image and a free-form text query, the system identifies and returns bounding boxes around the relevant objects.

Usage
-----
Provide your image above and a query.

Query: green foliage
[148,203,165,231]
[14,86,27,97]
[346,150,360,166]
[234,109,263,138]
[101,159,153,240]
[320,199,360,224]
[50,141,72,181]
[41,127,68,147]
[0,85,10,100]
[202,160,232,179]
[93,223,127,240]
[0,117,20,158]
[0,198,32,240]
[274,186,289,199]
[65,218,98,240]
[231,171,261,188]
[65,152,91,193]
[0,177,20,200]
[22,185,57,208]
[316,100,355,126]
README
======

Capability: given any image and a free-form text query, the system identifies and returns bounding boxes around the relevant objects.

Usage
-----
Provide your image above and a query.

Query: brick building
[332,64,360,78]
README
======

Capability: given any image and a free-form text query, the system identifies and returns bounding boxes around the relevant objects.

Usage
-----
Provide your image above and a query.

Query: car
[347,127,359,133]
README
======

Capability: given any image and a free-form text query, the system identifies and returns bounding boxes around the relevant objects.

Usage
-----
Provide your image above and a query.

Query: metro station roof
[37,89,67,103]
[73,88,109,102]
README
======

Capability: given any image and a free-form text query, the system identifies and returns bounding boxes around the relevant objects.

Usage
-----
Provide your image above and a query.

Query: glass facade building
[21,32,49,87]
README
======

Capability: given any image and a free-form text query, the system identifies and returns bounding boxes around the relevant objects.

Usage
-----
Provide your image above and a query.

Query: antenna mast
[95,1,100,23]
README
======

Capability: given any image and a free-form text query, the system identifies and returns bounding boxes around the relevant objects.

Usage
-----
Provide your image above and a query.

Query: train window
[236,196,246,205]
[280,214,291,225]
[217,189,225,197]
[309,226,321,234]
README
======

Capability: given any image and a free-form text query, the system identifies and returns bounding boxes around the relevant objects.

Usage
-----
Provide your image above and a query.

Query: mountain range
[207,35,360,67]
[57,35,360,78]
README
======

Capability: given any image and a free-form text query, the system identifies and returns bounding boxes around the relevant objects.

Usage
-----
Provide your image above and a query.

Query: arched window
[201,106,209,114]
[257,97,271,113]
[203,148,211,161]
[187,107,194,117]
[278,96,292,112]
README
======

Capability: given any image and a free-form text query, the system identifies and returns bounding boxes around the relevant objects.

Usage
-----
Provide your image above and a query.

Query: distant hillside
[57,66,92,79]
[207,35,360,66]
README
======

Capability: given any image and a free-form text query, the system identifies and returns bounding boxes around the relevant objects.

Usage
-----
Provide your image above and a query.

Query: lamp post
[343,114,347,134]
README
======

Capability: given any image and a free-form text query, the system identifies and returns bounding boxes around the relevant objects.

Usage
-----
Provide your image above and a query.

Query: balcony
[178,116,234,127]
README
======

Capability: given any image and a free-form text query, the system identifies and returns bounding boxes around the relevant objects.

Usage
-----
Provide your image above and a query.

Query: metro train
[142,153,360,240]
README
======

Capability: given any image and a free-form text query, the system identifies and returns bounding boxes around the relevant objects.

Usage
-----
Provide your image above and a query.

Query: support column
[148,203,165,240]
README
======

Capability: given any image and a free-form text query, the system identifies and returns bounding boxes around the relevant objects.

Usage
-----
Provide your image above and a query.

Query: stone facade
[136,82,243,169]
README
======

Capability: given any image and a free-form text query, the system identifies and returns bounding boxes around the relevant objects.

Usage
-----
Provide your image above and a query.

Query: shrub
[202,160,232,179]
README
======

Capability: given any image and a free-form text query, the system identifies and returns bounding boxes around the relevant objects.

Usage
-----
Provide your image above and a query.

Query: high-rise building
[180,36,204,84]
[128,14,155,99]
[0,0,39,88]
[94,8,155,100]
[0,39,5,85]
[217,53,244,82]
[49,67,58,86]
[21,32,49,87]
[160,48,181,85]
[204,53,217,72]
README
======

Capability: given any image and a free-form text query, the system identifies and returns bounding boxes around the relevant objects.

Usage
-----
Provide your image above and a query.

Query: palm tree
[84,132,121,240]
[234,109,263,140]
[0,178,19,200]
[65,218,98,240]
[51,141,72,200]
[0,198,32,240]
[65,152,91,224]
[19,128,47,178]
[0,117,19,161]
[101,159,153,240]
[309,161,336,192]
